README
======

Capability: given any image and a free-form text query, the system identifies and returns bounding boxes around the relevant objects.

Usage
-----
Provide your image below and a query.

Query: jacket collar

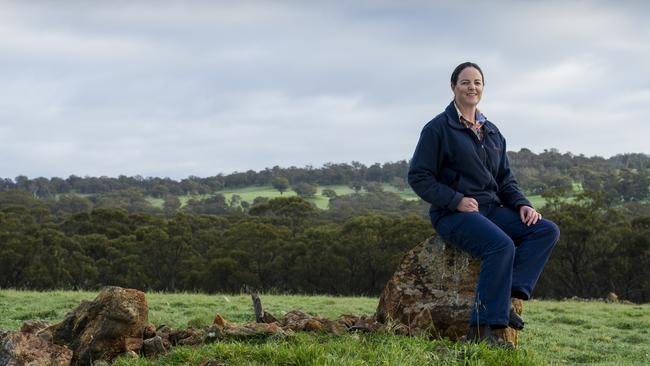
[444,100,495,133]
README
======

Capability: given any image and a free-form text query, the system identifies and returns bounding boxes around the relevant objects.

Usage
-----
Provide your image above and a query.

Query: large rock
[42,286,148,366]
[375,235,522,346]
[0,329,73,366]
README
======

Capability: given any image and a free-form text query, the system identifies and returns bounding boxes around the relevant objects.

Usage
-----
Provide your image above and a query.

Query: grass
[144,184,422,210]
[218,184,422,210]
[64,183,551,211]
[527,195,545,208]
[198,184,544,210]
[1,290,648,365]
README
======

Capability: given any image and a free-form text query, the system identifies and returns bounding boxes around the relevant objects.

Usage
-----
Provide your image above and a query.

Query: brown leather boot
[509,306,525,330]
[466,325,514,349]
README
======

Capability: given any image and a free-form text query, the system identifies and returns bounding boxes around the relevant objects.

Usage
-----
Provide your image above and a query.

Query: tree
[604,169,650,203]
[249,196,317,235]
[51,194,93,216]
[536,191,629,299]
[271,177,290,195]
[349,181,363,193]
[0,190,47,210]
[93,189,159,214]
[326,191,428,220]
[365,163,383,182]
[322,188,337,199]
[292,182,317,198]
[183,194,230,216]
[229,194,242,208]
[363,182,384,193]
[390,177,407,191]
[252,196,270,206]
[222,221,292,291]
[163,194,181,215]
[138,220,194,291]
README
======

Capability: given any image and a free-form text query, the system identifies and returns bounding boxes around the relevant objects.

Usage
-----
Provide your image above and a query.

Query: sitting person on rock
[407,62,560,348]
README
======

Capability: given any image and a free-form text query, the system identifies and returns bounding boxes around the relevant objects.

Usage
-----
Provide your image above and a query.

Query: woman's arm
[407,126,463,210]
[495,135,531,209]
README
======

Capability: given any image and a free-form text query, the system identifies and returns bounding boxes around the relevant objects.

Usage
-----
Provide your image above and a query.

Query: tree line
[0,190,648,303]
[0,192,433,296]
[2,150,649,200]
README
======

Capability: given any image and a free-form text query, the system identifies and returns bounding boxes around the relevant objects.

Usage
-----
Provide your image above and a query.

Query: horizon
[3,147,647,180]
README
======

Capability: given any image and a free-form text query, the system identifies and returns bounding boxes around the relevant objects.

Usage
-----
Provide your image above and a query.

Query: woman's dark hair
[451,62,484,86]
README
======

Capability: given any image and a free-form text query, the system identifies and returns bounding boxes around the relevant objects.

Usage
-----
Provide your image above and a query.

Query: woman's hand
[457,197,479,212]
[519,205,541,226]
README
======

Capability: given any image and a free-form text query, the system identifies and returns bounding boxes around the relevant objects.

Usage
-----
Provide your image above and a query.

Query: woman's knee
[486,236,515,256]
[538,219,560,244]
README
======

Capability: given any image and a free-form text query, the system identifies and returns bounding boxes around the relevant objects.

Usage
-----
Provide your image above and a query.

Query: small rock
[336,314,360,328]
[319,319,347,335]
[122,350,139,358]
[282,310,318,331]
[351,316,385,333]
[261,311,279,324]
[156,325,172,349]
[223,322,285,339]
[143,322,157,339]
[143,336,167,357]
[606,292,619,303]
[170,327,204,346]
[203,325,224,343]
[213,314,228,327]
[303,319,323,331]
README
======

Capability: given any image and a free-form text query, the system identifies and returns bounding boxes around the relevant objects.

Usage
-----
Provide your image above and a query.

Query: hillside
[3,150,648,208]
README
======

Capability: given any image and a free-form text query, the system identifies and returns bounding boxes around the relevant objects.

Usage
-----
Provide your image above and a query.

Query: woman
[407,62,560,347]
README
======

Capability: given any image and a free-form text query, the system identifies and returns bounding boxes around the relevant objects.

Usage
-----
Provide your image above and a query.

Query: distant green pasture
[527,195,545,208]
[107,184,552,211]
[145,184,420,210]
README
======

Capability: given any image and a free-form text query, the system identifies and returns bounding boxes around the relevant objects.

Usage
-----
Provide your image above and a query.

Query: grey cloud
[0,0,648,179]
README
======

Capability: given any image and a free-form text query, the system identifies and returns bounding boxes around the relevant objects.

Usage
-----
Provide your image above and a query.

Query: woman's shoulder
[422,111,450,132]
[483,119,504,136]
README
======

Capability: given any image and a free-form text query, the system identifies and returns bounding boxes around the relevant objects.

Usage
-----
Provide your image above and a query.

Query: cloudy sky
[1,0,648,179]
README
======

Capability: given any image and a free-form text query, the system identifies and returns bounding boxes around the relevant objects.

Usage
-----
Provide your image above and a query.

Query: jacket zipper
[465,126,488,166]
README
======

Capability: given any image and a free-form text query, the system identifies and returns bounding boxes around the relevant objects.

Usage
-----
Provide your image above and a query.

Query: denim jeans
[433,203,560,326]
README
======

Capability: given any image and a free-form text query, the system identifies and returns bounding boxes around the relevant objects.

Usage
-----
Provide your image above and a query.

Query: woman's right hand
[457,197,479,212]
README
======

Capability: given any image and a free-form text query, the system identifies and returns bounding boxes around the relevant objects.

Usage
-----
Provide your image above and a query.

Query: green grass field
[145,184,545,211]
[527,195,545,208]
[144,184,424,210]
[1,290,647,365]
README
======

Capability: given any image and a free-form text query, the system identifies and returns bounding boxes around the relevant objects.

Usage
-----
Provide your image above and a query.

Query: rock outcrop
[42,286,148,365]
[375,235,523,346]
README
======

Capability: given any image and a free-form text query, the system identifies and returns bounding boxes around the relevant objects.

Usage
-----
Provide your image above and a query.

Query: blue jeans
[433,203,560,327]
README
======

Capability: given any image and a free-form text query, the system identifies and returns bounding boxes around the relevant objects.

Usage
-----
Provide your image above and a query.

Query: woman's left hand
[519,205,541,226]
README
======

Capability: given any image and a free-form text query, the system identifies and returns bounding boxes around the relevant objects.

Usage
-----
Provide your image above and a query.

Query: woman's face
[452,67,483,108]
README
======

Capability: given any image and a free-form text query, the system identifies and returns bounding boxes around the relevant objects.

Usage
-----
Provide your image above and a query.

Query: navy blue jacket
[408,101,531,224]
